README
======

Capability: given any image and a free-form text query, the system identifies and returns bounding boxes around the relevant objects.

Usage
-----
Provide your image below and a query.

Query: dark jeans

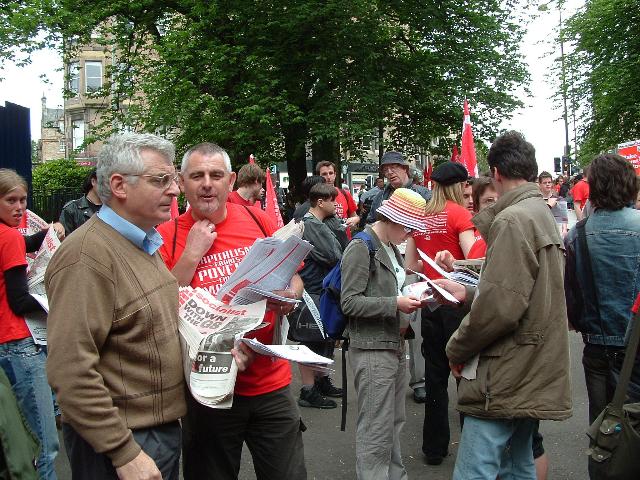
[582,343,624,424]
[182,385,307,480]
[62,421,181,480]
[421,305,465,458]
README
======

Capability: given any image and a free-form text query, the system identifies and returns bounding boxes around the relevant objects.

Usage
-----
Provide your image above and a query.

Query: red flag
[170,197,179,219]
[248,154,256,164]
[264,167,284,228]
[423,160,432,187]
[451,145,461,163]
[460,99,478,177]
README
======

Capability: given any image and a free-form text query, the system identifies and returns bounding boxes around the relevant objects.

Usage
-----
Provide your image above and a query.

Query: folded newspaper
[178,286,266,408]
[216,235,313,306]
[178,286,332,409]
[24,227,61,345]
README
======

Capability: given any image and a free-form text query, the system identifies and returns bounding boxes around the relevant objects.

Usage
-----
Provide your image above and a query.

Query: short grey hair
[181,143,232,174]
[96,133,175,203]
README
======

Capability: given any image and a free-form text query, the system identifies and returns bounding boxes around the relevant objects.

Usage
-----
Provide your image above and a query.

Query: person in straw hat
[340,187,426,480]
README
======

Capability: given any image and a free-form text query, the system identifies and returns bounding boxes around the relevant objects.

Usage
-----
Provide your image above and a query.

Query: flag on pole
[460,99,478,177]
[264,165,284,228]
[248,154,256,164]
[450,145,461,163]
[423,160,432,188]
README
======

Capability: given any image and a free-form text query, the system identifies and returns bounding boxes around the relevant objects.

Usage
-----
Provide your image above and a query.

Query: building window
[58,140,66,153]
[85,61,102,93]
[72,119,85,151]
[68,62,80,95]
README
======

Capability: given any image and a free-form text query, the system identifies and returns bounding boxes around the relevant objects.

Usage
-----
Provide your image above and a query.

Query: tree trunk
[283,123,309,198]
[312,137,341,181]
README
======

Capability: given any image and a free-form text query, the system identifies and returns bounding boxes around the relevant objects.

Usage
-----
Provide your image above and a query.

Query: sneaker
[315,376,343,398]
[298,386,337,409]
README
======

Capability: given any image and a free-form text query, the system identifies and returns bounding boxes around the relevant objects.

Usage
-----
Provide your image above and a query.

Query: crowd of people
[0,129,639,480]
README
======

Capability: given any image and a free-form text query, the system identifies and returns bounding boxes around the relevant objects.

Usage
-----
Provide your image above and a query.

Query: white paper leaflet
[215,235,313,306]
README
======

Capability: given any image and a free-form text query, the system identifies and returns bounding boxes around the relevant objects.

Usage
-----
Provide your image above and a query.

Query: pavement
[55,211,585,479]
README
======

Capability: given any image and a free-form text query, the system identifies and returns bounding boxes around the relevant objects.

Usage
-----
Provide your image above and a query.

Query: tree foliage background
[1,0,531,185]
[564,0,640,163]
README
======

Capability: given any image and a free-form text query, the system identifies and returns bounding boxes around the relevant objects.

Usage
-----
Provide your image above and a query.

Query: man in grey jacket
[297,183,344,408]
[436,131,572,479]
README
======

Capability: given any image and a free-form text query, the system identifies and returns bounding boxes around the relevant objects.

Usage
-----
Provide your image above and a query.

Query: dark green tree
[2,0,530,186]
[565,0,640,162]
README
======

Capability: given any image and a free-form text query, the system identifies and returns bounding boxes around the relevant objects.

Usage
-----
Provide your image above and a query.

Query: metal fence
[30,189,83,223]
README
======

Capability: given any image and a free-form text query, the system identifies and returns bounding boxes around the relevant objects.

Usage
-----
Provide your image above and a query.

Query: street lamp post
[540,1,572,175]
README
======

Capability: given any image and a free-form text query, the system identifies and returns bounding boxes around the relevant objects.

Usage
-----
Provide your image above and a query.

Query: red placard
[617,140,640,176]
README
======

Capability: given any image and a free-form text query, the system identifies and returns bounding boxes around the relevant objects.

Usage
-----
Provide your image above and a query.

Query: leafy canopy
[2,0,530,183]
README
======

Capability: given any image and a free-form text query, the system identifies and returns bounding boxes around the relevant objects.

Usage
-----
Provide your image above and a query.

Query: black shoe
[298,386,337,409]
[315,376,343,398]
[413,386,426,403]
[425,455,444,466]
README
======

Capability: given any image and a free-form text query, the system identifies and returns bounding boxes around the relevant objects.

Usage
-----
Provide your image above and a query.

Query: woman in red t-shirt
[0,169,58,479]
[404,162,475,465]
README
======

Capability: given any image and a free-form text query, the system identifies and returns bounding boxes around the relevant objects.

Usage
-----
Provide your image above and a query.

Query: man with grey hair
[367,151,431,222]
[46,133,187,480]
[157,142,307,480]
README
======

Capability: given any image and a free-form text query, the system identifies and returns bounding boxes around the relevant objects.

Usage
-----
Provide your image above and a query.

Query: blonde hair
[425,181,465,215]
[0,169,28,197]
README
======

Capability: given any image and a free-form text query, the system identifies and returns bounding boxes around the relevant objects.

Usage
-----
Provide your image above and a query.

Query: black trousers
[62,421,181,480]
[182,385,307,480]
[421,305,465,458]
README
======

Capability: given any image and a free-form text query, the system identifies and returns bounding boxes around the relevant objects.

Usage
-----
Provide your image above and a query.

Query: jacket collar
[473,182,542,239]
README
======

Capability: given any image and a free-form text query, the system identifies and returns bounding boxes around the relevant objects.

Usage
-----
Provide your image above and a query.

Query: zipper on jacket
[483,368,492,411]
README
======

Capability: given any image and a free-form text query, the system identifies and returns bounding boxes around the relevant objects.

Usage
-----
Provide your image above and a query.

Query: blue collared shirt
[97,205,164,255]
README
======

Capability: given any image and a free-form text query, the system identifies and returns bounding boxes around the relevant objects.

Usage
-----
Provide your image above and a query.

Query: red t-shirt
[467,229,487,259]
[157,203,291,396]
[0,223,31,344]
[227,190,260,208]
[572,180,590,205]
[412,201,474,279]
[334,188,357,220]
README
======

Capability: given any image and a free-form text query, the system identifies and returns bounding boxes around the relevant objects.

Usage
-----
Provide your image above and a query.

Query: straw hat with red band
[376,188,427,232]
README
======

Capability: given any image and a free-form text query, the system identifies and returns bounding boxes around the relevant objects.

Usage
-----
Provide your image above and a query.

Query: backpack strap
[576,218,607,349]
[243,205,268,237]
[353,231,377,273]
[341,338,349,431]
[338,231,375,432]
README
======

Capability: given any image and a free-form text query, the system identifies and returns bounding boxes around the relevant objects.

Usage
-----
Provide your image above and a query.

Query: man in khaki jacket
[437,131,572,479]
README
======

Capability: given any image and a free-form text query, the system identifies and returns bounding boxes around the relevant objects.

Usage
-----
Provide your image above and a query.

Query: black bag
[587,296,640,479]
[287,292,325,343]
[579,219,640,479]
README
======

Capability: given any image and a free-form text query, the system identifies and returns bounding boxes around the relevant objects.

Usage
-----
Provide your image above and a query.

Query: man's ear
[228,172,237,192]
[110,174,128,200]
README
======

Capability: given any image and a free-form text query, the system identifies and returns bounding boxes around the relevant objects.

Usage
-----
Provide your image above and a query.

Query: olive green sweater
[45,216,185,467]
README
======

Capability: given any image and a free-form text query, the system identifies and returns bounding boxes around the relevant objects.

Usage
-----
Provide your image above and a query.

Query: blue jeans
[0,337,59,480]
[453,416,536,480]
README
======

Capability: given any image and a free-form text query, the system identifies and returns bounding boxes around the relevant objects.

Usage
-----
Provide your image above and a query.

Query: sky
[0,1,583,175]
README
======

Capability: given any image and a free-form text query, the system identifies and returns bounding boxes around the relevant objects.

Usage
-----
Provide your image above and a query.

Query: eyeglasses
[403,226,415,234]
[382,164,404,174]
[126,172,180,189]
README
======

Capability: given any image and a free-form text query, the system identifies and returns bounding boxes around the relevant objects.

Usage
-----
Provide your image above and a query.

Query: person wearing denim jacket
[564,153,640,425]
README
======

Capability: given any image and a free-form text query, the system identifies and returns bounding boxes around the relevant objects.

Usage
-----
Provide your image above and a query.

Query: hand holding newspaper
[178,287,267,409]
